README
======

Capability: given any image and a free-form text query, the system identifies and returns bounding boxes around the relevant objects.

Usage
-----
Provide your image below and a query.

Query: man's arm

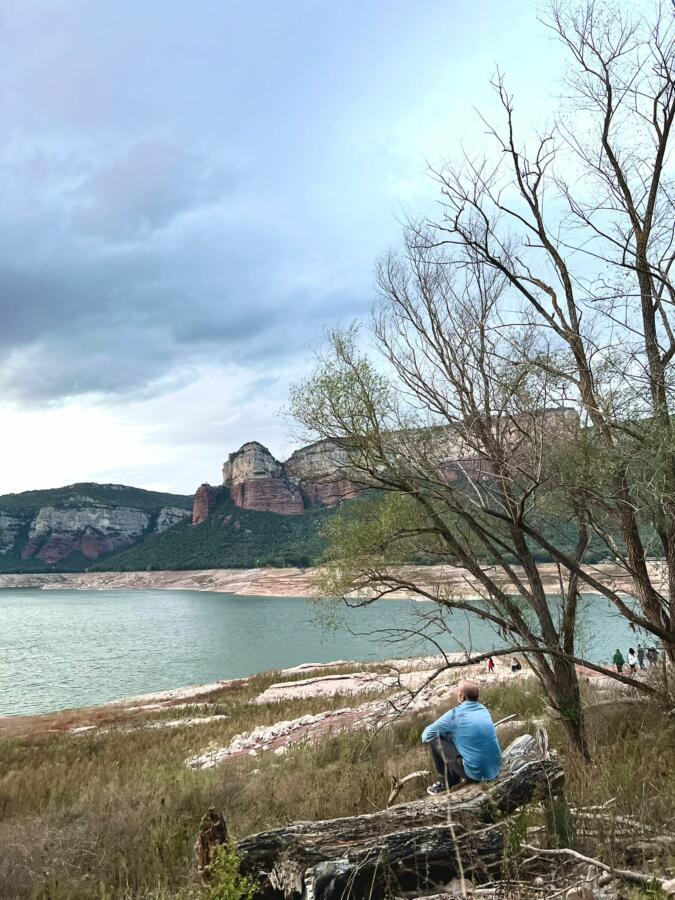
[421,708,457,743]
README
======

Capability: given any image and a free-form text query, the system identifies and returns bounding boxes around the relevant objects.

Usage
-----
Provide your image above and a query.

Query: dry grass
[0,674,673,898]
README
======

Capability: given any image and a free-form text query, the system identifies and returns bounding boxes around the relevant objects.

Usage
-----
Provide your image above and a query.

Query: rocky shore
[0,560,664,597]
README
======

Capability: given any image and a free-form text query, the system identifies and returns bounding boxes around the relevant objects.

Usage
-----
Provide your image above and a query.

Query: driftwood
[386,769,431,807]
[521,844,670,891]
[236,734,563,900]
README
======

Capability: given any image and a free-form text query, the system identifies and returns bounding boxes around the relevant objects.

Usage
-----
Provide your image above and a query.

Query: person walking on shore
[637,645,646,670]
[613,648,625,673]
[647,646,658,667]
[421,679,501,794]
[487,657,495,674]
[627,648,638,675]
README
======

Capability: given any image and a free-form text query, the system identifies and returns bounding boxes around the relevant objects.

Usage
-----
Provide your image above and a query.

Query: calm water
[0,588,641,716]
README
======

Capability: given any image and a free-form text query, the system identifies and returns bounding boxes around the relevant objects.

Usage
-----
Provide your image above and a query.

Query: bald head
[458,679,480,703]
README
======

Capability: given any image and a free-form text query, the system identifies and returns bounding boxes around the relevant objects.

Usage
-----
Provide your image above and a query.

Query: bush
[205,844,257,900]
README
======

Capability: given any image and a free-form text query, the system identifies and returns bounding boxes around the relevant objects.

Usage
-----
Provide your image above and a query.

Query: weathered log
[236,734,563,900]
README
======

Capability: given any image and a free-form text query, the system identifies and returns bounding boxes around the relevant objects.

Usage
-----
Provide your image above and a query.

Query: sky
[0,0,578,495]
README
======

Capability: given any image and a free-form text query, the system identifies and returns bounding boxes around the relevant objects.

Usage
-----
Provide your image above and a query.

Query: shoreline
[0,561,664,599]
[0,651,615,737]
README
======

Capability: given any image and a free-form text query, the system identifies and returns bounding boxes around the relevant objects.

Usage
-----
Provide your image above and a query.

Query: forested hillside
[91,488,335,571]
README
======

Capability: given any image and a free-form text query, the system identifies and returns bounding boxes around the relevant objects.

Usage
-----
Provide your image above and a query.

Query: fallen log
[236,734,563,900]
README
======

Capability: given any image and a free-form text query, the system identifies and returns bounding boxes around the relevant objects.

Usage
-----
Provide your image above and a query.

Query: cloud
[71,141,233,241]
[0,0,572,491]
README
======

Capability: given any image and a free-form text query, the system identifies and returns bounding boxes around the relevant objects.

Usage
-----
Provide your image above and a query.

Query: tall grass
[0,677,672,898]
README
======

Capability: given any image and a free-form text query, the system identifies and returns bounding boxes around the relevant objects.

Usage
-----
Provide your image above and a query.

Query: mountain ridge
[0,437,349,573]
[0,483,193,572]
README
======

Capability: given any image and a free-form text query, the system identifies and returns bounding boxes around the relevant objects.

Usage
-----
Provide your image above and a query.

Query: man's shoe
[426,781,447,796]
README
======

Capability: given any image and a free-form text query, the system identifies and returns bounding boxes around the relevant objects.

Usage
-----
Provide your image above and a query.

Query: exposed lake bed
[0,560,667,598]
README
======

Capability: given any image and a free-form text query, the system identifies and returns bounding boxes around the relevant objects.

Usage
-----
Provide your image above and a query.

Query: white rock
[155,507,190,532]
[28,505,150,540]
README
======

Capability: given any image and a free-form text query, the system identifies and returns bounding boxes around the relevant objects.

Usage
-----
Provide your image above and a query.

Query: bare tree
[291,0,675,757]
[425,0,675,663]
[293,241,604,757]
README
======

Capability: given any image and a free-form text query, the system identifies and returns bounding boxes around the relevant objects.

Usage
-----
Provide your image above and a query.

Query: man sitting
[421,679,502,795]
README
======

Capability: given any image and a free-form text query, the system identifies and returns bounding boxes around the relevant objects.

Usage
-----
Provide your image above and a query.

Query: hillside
[0,435,619,575]
[0,483,193,573]
[90,487,335,571]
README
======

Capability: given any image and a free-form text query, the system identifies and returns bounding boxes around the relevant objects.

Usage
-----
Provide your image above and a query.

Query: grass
[0,673,673,899]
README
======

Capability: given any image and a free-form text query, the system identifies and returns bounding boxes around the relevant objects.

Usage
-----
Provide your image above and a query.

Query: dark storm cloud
[0,0,533,408]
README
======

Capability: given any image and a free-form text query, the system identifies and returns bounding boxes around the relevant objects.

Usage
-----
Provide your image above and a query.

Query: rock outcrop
[285,440,358,506]
[222,442,304,515]
[221,439,354,516]
[0,513,23,554]
[156,506,191,532]
[0,483,192,568]
[216,424,520,518]
[22,505,151,563]
[192,484,219,525]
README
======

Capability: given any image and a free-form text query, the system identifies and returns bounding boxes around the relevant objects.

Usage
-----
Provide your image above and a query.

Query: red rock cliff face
[21,529,117,564]
[285,440,358,508]
[219,440,356,516]
[192,484,218,525]
[297,478,357,507]
[230,478,304,515]
[222,442,304,515]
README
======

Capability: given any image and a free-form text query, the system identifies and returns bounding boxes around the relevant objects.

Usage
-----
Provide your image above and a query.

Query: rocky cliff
[0,484,192,570]
[192,484,219,525]
[218,439,355,517]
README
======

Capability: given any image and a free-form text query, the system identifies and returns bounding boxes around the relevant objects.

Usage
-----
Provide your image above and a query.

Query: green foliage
[92,490,335,572]
[204,844,257,900]
[480,683,546,721]
[543,796,575,849]
[503,806,532,859]
[0,482,192,516]
[289,324,396,443]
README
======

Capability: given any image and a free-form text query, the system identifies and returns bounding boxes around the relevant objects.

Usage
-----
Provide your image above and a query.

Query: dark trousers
[429,736,472,789]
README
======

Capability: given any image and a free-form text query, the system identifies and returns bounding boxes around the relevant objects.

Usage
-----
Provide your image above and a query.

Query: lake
[0,588,642,716]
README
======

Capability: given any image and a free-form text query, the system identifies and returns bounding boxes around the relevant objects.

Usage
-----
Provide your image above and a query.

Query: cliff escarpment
[0,484,192,572]
[219,439,356,516]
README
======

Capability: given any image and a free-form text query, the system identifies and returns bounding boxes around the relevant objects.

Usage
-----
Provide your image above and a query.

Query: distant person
[647,646,658,667]
[627,647,638,675]
[637,645,646,670]
[421,679,502,795]
[613,648,625,673]
[511,658,522,673]
[487,657,495,674]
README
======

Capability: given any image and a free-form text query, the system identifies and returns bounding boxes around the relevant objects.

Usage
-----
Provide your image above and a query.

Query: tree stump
[195,806,228,884]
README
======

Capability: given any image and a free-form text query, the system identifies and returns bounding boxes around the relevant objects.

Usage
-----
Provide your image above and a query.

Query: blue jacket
[421,700,502,781]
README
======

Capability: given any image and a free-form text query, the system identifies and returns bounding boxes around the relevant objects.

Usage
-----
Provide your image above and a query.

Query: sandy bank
[0,561,664,598]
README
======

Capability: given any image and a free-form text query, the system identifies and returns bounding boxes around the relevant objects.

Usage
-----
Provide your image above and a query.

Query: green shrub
[204,844,257,900]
